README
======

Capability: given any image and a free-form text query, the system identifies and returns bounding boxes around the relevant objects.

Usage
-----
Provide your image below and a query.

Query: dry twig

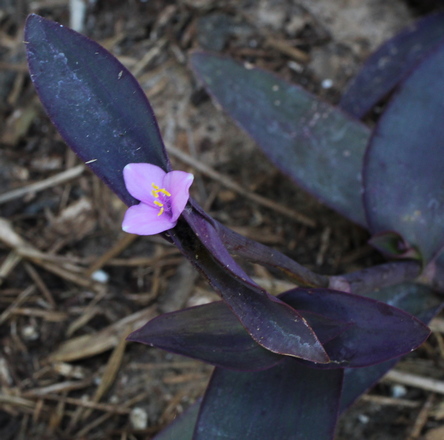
[384,370,444,395]
[0,165,85,205]
[48,306,156,362]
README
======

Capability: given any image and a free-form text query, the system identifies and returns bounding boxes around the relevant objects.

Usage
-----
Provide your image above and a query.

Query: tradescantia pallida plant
[25,12,444,440]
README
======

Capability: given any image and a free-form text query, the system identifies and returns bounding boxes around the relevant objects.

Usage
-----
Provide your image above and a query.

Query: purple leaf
[128,297,354,371]
[25,14,170,206]
[215,221,329,287]
[333,260,422,297]
[340,11,444,118]
[430,249,444,291]
[363,40,444,262]
[150,283,440,438]
[281,287,431,368]
[340,282,441,411]
[169,210,330,363]
[190,51,370,226]
[153,399,201,440]
[194,362,343,440]
[128,301,284,371]
[129,285,429,370]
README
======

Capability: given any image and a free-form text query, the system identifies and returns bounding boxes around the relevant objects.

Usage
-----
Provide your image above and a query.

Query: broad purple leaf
[364,40,444,262]
[281,287,430,368]
[152,284,440,440]
[129,284,428,370]
[194,361,343,440]
[190,52,370,226]
[128,301,284,371]
[153,399,201,440]
[169,213,329,363]
[340,282,441,411]
[340,11,444,118]
[128,297,354,371]
[25,14,170,206]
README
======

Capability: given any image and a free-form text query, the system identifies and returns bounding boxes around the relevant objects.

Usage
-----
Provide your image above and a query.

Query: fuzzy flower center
[151,183,172,216]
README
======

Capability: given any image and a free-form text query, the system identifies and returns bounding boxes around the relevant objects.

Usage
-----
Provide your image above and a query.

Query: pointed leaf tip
[25,14,170,206]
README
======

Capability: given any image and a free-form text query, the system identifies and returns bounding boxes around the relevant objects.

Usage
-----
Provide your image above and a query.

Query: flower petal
[122,203,176,235]
[163,170,194,222]
[123,163,166,204]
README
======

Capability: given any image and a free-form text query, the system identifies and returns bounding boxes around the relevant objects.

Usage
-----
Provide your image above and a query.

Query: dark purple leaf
[430,249,444,291]
[342,360,399,414]
[340,282,441,411]
[340,11,444,118]
[331,260,422,297]
[363,40,444,262]
[194,361,343,440]
[128,296,354,371]
[281,287,430,368]
[169,214,329,363]
[298,310,353,345]
[153,399,201,440]
[128,284,428,370]
[215,220,329,287]
[151,284,440,439]
[25,14,170,206]
[128,301,284,371]
[190,51,370,226]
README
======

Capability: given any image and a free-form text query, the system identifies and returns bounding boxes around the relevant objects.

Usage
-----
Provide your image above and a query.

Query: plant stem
[329,260,423,295]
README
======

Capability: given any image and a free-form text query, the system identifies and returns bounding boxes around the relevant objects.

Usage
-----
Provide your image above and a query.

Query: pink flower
[122,163,194,235]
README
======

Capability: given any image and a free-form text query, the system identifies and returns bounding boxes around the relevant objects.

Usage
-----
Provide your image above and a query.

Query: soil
[0,0,443,439]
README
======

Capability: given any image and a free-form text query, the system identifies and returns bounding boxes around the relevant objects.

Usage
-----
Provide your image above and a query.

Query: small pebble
[358,414,369,424]
[130,407,148,430]
[91,270,109,283]
[321,78,333,89]
[391,384,407,398]
[22,325,39,341]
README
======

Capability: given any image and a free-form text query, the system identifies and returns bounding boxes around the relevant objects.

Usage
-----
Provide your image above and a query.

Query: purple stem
[329,260,422,295]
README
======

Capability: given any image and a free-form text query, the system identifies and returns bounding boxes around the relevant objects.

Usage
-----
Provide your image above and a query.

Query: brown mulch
[1,1,444,439]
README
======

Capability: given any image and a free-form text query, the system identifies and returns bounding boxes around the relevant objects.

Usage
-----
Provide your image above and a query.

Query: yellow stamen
[150,183,171,216]
[151,182,171,198]
[158,188,171,197]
